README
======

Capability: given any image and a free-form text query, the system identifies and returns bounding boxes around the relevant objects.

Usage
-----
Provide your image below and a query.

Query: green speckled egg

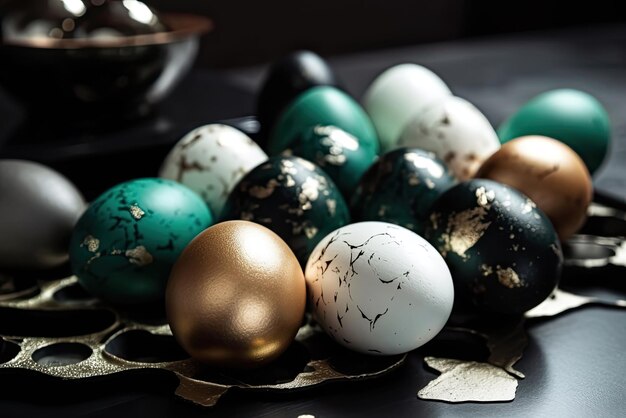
[69,178,213,305]
[352,148,456,234]
[424,179,562,315]
[284,125,378,196]
[221,156,350,263]
[268,86,380,157]
[498,89,611,174]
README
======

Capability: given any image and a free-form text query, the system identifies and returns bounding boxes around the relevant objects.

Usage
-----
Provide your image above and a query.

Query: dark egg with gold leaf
[221,156,350,263]
[424,179,562,315]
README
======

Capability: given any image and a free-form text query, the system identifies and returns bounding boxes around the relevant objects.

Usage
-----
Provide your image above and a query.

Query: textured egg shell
[257,50,341,147]
[424,179,562,315]
[166,221,306,368]
[268,86,379,156]
[0,160,86,270]
[362,64,452,152]
[498,89,611,174]
[159,124,268,216]
[69,178,213,305]
[351,148,456,234]
[284,125,378,197]
[398,96,500,180]
[305,222,454,355]
[476,136,592,241]
[221,156,350,264]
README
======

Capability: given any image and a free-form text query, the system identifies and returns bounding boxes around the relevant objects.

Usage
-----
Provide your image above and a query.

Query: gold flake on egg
[495,266,523,289]
[439,207,491,259]
[248,179,280,199]
[300,177,321,203]
[326,199,337,216]
[125,246,153,266]
[521,199,536,215]
[475,187,495,208]
[81,236,100,253]
[129,204,145,220]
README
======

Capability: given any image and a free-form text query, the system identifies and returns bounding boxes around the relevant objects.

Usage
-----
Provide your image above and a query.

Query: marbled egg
[0,160,86,270]
[284,125,378,196]
[69,178,213,305]
[363,64,452,152]
[221,156,350,263]
[398,96,500,180]
[424,179,562,315]
[159,124,268,216]
[498,89,611,174]
[305,222,454,355]
[268,86,379,157]
[351,148,456,234]
[257,50,341,147]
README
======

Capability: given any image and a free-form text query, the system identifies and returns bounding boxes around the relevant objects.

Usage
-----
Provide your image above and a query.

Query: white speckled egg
[362,64,452,152]
[305,221,454,355]
[159,124,268,216]
[398,96,500,180]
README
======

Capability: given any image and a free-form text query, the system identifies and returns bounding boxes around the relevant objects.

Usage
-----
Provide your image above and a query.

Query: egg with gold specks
[221,156,350,263]
[398,96,500,180]
[283,125,378,196]
[69,178,214,306]
[159,124,268,217]
[351,148,456,234]
[424,179,562,315]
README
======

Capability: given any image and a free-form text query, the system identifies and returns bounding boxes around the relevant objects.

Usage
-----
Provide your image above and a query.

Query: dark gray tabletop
[2,24,626,417]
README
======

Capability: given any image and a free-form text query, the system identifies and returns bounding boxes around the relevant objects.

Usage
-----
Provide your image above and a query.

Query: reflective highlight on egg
[399,96,500,180]
[159,124,268,216]
[425,180,562,314]
[351,148,456,234]
[476,135,593,241]
[363,63,452,152]
[166,221,306,368]
[305,222,454,355]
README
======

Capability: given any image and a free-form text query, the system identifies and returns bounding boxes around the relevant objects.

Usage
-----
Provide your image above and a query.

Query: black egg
[256,50,341,148]
[424,179,562,315]
[221,156,350,263]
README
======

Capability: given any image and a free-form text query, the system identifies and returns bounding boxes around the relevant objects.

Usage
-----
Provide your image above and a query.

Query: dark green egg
[424,179,562,315]
[69,178,213,306]
[351,148,456,234]
[221,156,350,263]
[284,125,378,197]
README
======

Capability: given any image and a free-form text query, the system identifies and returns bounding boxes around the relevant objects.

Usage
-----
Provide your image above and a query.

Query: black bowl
[0,12,212,128]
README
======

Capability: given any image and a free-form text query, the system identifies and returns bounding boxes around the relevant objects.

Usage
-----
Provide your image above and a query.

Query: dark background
[144,0,626,68]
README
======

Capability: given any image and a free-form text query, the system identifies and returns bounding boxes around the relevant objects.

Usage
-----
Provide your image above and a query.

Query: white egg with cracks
[305,221,454,355]
[159,124,268,217]
[362,64,452,153]
[398,96,500,180]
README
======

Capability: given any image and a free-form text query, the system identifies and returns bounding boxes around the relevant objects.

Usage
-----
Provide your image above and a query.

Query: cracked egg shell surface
[305,222,454,355]
[398,96,500,180]
[159,124,268,217]
[424,179,562,315]
[221,156,350,264]
[69,178,213,306]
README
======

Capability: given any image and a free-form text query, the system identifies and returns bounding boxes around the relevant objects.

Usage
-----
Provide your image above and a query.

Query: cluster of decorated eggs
[0,50,611,369]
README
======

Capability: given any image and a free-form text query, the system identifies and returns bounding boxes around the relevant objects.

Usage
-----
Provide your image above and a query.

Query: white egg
[362,64,452,153]
[398,96,500,180]
[305,221,454,355]
[159,124,268,217]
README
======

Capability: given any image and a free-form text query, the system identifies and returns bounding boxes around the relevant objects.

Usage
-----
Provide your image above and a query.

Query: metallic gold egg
[165,220,306,368]
[476,135,593,241]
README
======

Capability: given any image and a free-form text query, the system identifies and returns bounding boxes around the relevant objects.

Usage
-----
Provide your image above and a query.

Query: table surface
[2,24,626,418]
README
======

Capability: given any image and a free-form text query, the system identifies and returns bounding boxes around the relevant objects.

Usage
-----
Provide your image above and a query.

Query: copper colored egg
[166,220,306,368]
[475,135,592,241]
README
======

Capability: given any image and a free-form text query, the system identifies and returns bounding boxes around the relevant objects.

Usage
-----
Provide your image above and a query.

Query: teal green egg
[268,86,380,156]
[498,89,611,174]
[351,148,456,234]
[221,156,350,264]
[284,125,378,197]
[69,178,213,306]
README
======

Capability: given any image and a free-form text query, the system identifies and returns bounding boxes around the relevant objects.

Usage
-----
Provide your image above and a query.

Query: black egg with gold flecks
[351,148,455,234]
[221,156,350,263]
[284,125,378,197]
[424,179,562,315]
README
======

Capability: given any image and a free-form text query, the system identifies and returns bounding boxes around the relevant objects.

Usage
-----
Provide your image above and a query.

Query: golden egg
[476,135,593,241]
[166,220,306,368]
